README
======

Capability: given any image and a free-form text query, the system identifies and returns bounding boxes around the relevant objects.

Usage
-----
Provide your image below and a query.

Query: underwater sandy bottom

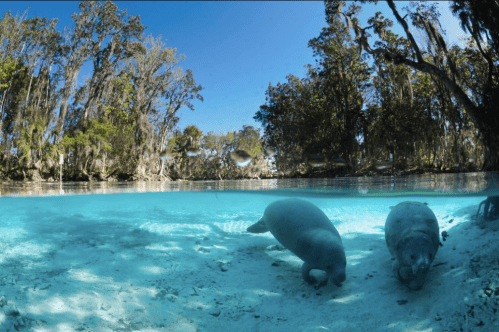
[0,195,498,332]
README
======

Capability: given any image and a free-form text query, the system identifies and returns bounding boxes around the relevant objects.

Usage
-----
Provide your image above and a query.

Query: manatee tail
[246,218,268,233]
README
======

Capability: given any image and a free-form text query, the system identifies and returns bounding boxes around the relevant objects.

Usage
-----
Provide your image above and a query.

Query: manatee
[247,198,346,287]
[385,201,439,290]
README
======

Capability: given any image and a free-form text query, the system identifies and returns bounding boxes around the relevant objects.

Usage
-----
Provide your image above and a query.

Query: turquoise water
[0,191,267,249]
[0,174,496,331]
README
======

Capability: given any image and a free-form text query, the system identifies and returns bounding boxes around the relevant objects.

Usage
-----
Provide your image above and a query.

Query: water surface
[0,172,497,197]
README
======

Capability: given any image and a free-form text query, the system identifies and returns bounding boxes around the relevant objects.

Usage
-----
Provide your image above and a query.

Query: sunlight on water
[140,266,167,275]
[330,293,365,304]
[68,269,101,283]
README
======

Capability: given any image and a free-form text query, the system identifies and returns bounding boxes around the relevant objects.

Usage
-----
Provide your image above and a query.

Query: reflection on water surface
[0,172,497,197]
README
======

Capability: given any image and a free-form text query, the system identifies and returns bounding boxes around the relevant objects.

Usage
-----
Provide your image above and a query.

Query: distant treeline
[0,0,498,182]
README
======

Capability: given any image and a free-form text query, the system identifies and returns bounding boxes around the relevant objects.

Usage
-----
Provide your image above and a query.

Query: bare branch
[386,0,423,62]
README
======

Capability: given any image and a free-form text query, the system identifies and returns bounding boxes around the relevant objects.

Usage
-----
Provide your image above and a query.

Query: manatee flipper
[302,262,328,287]
[395,264,412,282]
[392,260,402,279]
[247,217,268,233]
[302,262,314,284]
[393,248,430,290]
[477,199,486,217]
[407,273,427,290]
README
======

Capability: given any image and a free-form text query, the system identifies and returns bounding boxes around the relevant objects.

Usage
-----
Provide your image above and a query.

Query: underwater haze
[0,174,498,331]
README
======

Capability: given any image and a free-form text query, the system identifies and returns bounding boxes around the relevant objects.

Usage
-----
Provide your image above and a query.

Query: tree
[327,0,499,170]
[232,125,263,178]
[54,0,144,144]
[254,76,308,174]
[176,124,203,179]
[0,1,212,181]
[410,71,444,167]
[125,34,174,155]
[80,1,143,125]
[202,131,227,180]
[157,68,204,151]
[308,11,371,166]
[255,5,370,174]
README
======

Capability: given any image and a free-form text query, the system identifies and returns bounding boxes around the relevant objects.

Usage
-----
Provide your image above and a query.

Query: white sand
[0,194,498,332]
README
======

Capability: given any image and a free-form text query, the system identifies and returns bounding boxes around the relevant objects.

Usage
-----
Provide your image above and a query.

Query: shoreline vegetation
[1,1,499,186]
[0,162,481,183]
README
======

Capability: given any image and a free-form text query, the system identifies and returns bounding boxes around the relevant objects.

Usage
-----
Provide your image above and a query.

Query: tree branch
[357,1,484,132]
[386,0,423,62]
[467,25,495,90]
[360,42,483,129]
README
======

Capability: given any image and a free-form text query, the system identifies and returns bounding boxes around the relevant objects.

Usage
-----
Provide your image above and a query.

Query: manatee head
[329,265,346,286]
[324,246,347,286]
[398,234,436,276]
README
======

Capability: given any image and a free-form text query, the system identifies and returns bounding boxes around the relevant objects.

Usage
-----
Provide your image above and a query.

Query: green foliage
[1,0,496,178]
[61,118,116,154]
[0,1,207,179]
[235,125,262,157]
[87,118,116,152]
[256,7,371,172]
[0,56,18,89]
[99,71,136,128]
[60,131,91,151]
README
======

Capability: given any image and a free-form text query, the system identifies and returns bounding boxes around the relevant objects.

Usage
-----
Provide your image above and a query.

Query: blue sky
[4,1,468,137]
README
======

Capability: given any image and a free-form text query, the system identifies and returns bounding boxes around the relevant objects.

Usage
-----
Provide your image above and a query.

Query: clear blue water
[0,173,491,256]
[0,174,496,331]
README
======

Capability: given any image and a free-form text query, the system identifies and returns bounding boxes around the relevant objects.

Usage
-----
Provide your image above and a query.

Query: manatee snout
[406,237,435,275]
[326,260,346,286]
[331,268,346,286]
[412,256,430,275]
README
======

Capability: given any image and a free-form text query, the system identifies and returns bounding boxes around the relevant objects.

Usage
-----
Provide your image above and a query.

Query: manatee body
[385,201,439,290]
[247,198,346,287]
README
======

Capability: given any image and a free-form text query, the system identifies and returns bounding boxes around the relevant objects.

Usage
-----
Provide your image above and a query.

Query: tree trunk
[0,85,10,133]
[55,70,79,143]
[482,124,499,171]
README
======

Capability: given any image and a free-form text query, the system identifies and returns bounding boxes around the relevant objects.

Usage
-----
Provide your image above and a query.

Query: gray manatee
[385,201,439,290]
[247,198,346,287]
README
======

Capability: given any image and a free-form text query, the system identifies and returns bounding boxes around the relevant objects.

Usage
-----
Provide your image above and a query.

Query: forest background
[0,0,498,182]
